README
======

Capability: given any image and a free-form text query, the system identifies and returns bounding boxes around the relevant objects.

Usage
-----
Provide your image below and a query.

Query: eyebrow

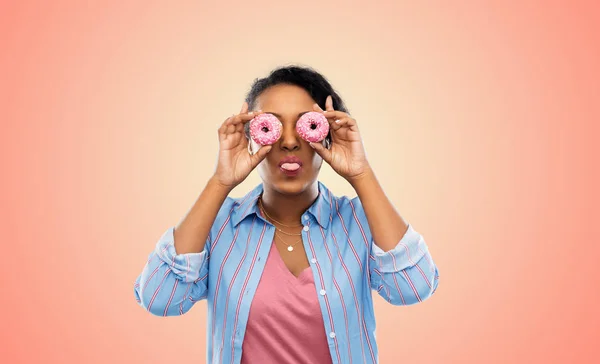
[266,111,310,118]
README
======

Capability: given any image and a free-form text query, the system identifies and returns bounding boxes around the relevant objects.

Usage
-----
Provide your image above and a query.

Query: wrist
[347,165,376,188]
[208,175,235,195]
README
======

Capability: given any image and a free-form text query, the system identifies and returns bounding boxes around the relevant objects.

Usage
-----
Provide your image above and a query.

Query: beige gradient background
[1,0,599,363]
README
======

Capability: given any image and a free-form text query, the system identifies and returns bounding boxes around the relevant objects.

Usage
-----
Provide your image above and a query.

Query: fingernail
[248,112,254,116]
[335,119,340,123]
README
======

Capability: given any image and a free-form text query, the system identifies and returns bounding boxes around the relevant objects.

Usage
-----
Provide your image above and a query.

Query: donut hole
[310,123,317,130]
[261,126,270,133]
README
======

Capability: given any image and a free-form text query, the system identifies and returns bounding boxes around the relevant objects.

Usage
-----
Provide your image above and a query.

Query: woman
[134,65,439,364]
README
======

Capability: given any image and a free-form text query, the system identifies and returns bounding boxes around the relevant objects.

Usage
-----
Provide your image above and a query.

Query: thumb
[240,101,248,114]
[309,142,332,164]
[250,144,272,168]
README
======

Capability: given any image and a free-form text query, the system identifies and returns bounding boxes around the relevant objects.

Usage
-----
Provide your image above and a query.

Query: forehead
[255,84,315,113]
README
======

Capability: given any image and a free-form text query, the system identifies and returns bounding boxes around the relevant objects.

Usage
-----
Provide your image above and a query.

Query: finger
[221,114,234,126]
[322,110,349,121]
[250,144,272,167]
[219,124,236,141]
[313,103,324,112]
[235,121,245,133]
[219,115,235,134]
[240,101,248,114]
[325,95,334,111]
[330,117,357,131]
[309,141,333,164]
[229,110,264,125]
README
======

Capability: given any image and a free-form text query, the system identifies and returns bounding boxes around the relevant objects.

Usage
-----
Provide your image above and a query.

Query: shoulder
[316,181,355,209]
[214,194,253,219]
[317,183,366,224]
[324,187,373,245]
[333,193,365,216]
[212,183,263,229]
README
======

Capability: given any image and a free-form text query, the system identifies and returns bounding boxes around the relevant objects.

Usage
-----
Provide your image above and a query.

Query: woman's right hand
[213,102,272,189]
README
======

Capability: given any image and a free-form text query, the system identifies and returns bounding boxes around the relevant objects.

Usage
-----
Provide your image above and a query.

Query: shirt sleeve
[134,226,210,316]
[348,196,440,306]
[369,223,440,305]
[133,196,236,316]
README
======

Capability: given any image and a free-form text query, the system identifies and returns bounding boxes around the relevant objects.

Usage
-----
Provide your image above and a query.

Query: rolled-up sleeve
[134,227,210,316]
[369,224,439,305]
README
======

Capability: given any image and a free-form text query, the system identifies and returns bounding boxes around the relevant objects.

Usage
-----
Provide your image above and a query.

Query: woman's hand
[309,96,372,183]
[213,102,272,189]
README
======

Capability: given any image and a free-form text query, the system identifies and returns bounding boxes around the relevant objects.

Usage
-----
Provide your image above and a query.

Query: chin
[272,179,309,195]
[259,168,317,195]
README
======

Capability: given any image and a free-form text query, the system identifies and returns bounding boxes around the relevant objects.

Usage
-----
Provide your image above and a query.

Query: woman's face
[250,84,326,195]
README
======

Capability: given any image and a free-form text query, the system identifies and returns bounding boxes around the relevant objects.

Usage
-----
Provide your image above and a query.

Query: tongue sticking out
[281,163,300,171]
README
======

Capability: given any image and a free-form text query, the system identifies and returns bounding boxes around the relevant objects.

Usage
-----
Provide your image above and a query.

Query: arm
[349,170,439,305]
[173,176,233,254]
[134,177,234,316]
[307,96,439,305]
[349,169,408,252]
[134,102,270,316]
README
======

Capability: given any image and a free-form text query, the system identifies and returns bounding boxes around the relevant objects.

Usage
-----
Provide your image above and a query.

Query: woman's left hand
[310,95,372,183]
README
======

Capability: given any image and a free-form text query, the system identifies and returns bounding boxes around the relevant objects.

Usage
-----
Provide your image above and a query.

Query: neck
[260,182,319,226]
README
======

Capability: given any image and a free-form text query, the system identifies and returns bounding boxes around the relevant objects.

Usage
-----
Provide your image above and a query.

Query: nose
[279,122,300,152]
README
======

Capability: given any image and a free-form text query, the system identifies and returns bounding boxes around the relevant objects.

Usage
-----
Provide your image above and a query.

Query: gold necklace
[275,232,303,252]
[258,198,302,228]
[274,227,302,236]
[258,198,302,236]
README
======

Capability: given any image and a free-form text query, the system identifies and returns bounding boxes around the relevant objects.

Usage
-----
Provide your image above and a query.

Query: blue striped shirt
[134,181,439,364]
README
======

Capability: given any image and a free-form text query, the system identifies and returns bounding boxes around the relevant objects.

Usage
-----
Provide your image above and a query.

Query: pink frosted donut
[296,111,330,143]
[249,113,282,145]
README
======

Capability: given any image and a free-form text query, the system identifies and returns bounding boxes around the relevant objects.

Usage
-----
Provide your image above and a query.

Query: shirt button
[303,215,309,220]
[303,225,309,231]
[320,289,326,296]
[329,332,336,338]
[311,258,317,264]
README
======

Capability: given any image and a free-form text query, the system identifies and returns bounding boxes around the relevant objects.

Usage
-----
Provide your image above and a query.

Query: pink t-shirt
[241,241,333,364]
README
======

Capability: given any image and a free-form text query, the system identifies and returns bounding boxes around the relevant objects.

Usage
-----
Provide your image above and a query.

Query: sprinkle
[248,114,282,145]
[296,112,329,143]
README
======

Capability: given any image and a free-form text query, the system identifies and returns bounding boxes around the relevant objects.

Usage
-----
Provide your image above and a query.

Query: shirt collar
[231,181,332,229]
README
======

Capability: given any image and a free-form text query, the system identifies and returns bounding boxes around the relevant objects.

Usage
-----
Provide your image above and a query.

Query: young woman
[134,65,439,364]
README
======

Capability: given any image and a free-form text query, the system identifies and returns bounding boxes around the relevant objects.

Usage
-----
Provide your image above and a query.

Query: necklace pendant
[287,246,294,252]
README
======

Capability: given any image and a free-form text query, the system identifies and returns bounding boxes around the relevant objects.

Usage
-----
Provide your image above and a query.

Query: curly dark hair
[243,65,349,146]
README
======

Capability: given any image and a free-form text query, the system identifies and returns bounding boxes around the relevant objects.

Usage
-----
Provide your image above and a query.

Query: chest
[206,221,370,300]
[204,221,375,355]
[272,235,310,277]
